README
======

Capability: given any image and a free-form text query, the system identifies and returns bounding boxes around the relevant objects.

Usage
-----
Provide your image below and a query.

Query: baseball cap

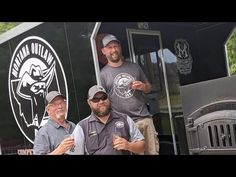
[102,34,120,47]
[46,91,65,105]
[88,85,107,100]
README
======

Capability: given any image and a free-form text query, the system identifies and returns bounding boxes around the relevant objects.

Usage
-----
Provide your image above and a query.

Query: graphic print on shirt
[114,73,135,98]
[115,121,125,128]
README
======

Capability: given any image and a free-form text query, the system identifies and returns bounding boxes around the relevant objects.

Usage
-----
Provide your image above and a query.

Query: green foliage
[226,30,236,75]
[0,22,21,35]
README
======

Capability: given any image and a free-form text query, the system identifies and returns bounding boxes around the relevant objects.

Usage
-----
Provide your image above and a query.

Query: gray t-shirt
[100,61,151,121]
[72,111,144,155]
[33,118,76,155]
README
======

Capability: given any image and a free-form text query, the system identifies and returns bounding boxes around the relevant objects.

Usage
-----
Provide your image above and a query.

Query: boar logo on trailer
[174,38,193,75]
[8,36,68,143]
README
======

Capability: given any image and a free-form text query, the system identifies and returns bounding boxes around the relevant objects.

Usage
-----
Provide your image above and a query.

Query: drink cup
[64,134,77,155]
[112,127,121,146]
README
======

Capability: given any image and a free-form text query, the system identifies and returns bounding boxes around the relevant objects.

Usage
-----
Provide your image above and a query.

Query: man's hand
[49,137,75,155]
[130,81,151,93]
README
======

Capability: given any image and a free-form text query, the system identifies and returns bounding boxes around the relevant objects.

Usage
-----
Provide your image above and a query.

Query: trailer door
[126,29,178,154]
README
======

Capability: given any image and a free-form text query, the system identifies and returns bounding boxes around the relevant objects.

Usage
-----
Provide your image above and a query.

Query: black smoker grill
[180,75,236,154]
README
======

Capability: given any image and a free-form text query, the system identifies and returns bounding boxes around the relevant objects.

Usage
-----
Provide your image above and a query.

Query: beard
[92,103,111,117]
[107,52,121,63]
[55,109,66,120]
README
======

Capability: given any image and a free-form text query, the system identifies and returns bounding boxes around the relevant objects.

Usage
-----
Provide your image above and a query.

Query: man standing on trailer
[100,34,159,155]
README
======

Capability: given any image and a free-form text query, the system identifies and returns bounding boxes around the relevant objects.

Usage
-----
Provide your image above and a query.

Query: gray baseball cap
[88,85,107,100]
[46,91,65,105]
[102,34,120,47]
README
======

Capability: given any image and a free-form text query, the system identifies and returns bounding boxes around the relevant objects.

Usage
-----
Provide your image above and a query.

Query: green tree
[226,30,236,75]
[0,22,21,35]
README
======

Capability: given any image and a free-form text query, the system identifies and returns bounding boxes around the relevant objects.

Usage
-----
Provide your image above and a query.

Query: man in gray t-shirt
[101,61,151,122]
[100,34,159,155]
[33,91,75,155]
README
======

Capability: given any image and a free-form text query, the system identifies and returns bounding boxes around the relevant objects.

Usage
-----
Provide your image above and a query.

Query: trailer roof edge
[0,22,43,45]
